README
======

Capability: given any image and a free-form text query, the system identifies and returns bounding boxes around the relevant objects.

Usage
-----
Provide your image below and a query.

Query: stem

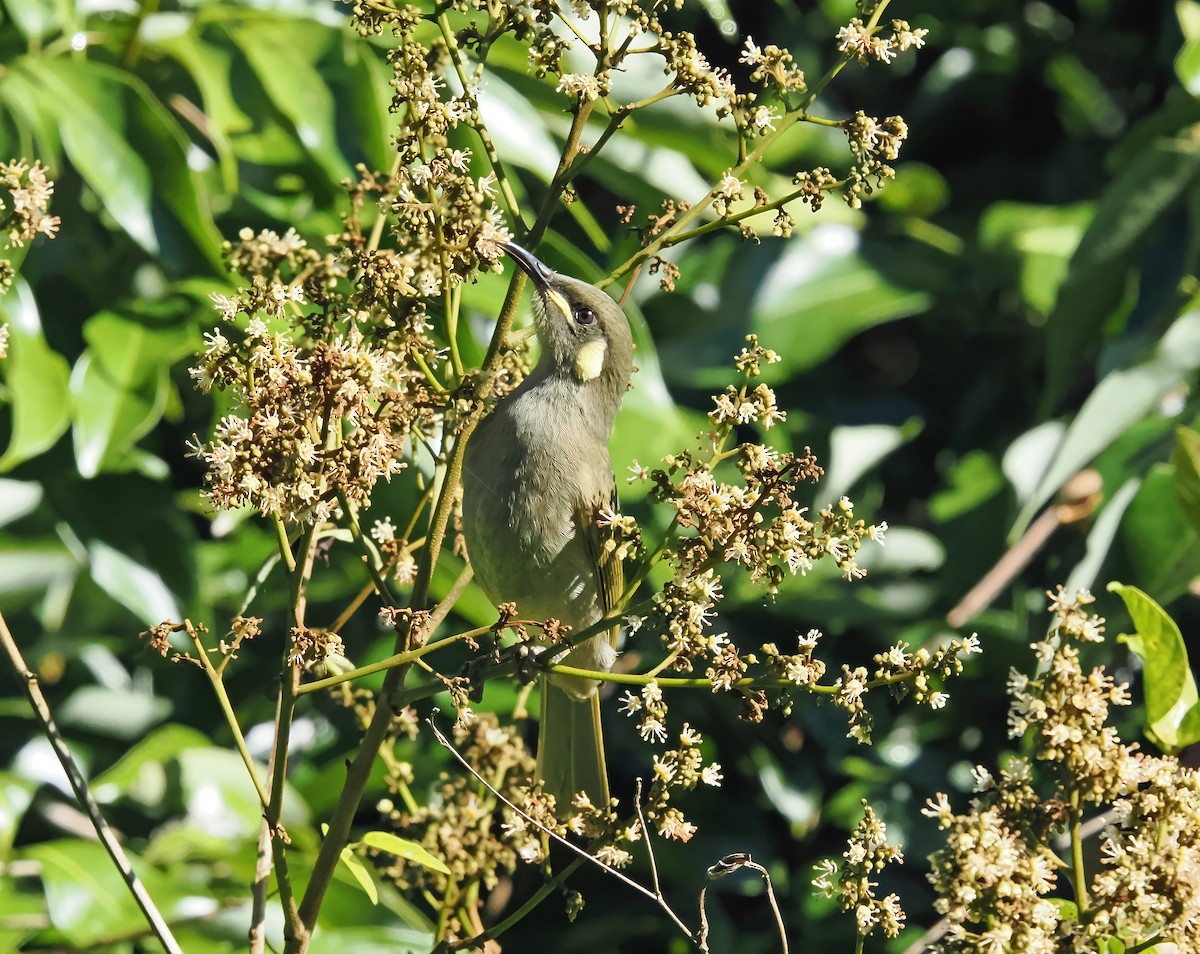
[249,819,273,954]
[526,97,596,244]
[548,661,917,695]
[188,630,270,809]
[295,419,481,942]
[296,623,487,695]
[437,12,523,227]
[659,178,848,249]
[446,857,586,951]
[0,611,185,954]
[1068,787,1090,912]
[273,515,297,574]
[599,0,897,291]
[338,491,398,607]
[268,522,321,952]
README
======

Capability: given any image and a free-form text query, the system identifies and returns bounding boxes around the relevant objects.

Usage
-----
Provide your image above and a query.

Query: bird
[461,241,634,810]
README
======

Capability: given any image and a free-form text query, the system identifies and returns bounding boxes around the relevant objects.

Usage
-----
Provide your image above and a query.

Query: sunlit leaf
[87,540,182,626]
[70,310,193,477]
[929,451,1005,523]
[91,724,214,804]
[58,686,171,741]
[339,845,379,905]
[10,57,222,267]
[21,839,185,948]
[1109,582,1200,753]
[357,831,451,875]
[1171,425,1200,534]
[1065,478,1140,595]
[0,773,35,860]
[0,479,42,527]
[1014,306,1200,535]
[224,16,350,184]
[1177,1,1200,95]
[0,278,71,471]
[823,420,923,501]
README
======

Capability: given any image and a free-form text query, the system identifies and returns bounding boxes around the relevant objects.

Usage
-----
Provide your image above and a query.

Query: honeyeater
[462,241,633,809]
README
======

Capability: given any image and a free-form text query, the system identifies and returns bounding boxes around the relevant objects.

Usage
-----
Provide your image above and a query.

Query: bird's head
[500,242,634,399]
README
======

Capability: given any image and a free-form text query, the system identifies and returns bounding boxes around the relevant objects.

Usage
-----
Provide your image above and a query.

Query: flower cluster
[836,17,928,65]
[739,37,806,95]
[140,616,262,669]
[376,713,533,930]
[844,111,909,208]
[370,517,419,586]
[789,167,843,214]
[189,309,432,523]
[387,147,511,292]
[924,588,1200,953]
[0,159,59,248]
[0,158,59,295]
[813,801,906,939]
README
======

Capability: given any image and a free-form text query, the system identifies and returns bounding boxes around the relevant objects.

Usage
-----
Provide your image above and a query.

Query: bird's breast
[461,391,609,630]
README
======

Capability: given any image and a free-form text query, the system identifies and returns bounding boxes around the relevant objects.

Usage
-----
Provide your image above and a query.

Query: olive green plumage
[461,242,633,808]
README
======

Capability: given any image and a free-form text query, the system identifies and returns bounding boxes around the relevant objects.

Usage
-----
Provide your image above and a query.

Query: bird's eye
[574,306,596,326]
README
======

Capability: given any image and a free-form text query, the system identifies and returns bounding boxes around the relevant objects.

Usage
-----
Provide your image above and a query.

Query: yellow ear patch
[547,290,573,325]
[575,339,607,381]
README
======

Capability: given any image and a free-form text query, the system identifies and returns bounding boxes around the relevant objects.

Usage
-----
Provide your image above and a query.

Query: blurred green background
[1,0,1198,951]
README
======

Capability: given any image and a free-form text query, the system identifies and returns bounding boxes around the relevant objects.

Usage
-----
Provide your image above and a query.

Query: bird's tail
[537,680,610,810]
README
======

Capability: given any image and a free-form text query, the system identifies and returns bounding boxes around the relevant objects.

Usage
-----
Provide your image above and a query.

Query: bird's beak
[500,241,555,292]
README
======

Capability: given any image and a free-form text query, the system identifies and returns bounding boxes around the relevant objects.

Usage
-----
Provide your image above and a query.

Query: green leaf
[0,278,72,471]
[978,201,1093,315]
[1108,582,1200,753]
[929,451,1005,523]
[0,545,77,600]
[752,232,931,377]
[224,16,350,185]
[87,540,182,626]
[71,310,193,478]
[91,724,213,803]
[303,926,437,954]
[0,479,42,527]
[1043,128,1200,411]
[339,845,379,905]
[1122,465,1200,599]
[823,420,923,500]
[11,57,223,268]
[0,773,36,860]
[357,831,451,875]
[15,59,156,252]
[58,685,171,741]
[1014,305,1200,535]
[1171,425,1200,534]
[143,13,249,192]
[3,0,75,44]
[1046,897,1079,923]
[1065,478,1140,595]
[1177,1,1200,95]
[22,839,190,948]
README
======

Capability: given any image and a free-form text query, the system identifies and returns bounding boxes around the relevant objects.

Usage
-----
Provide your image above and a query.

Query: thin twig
[427,714,697,944]
[249,817,273,954]
[633,778,662,898]
[0,611,185,954]
[701,853,789,954]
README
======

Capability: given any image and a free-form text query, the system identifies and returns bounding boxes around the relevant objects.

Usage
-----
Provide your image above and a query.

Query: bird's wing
[576,484,624,649]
